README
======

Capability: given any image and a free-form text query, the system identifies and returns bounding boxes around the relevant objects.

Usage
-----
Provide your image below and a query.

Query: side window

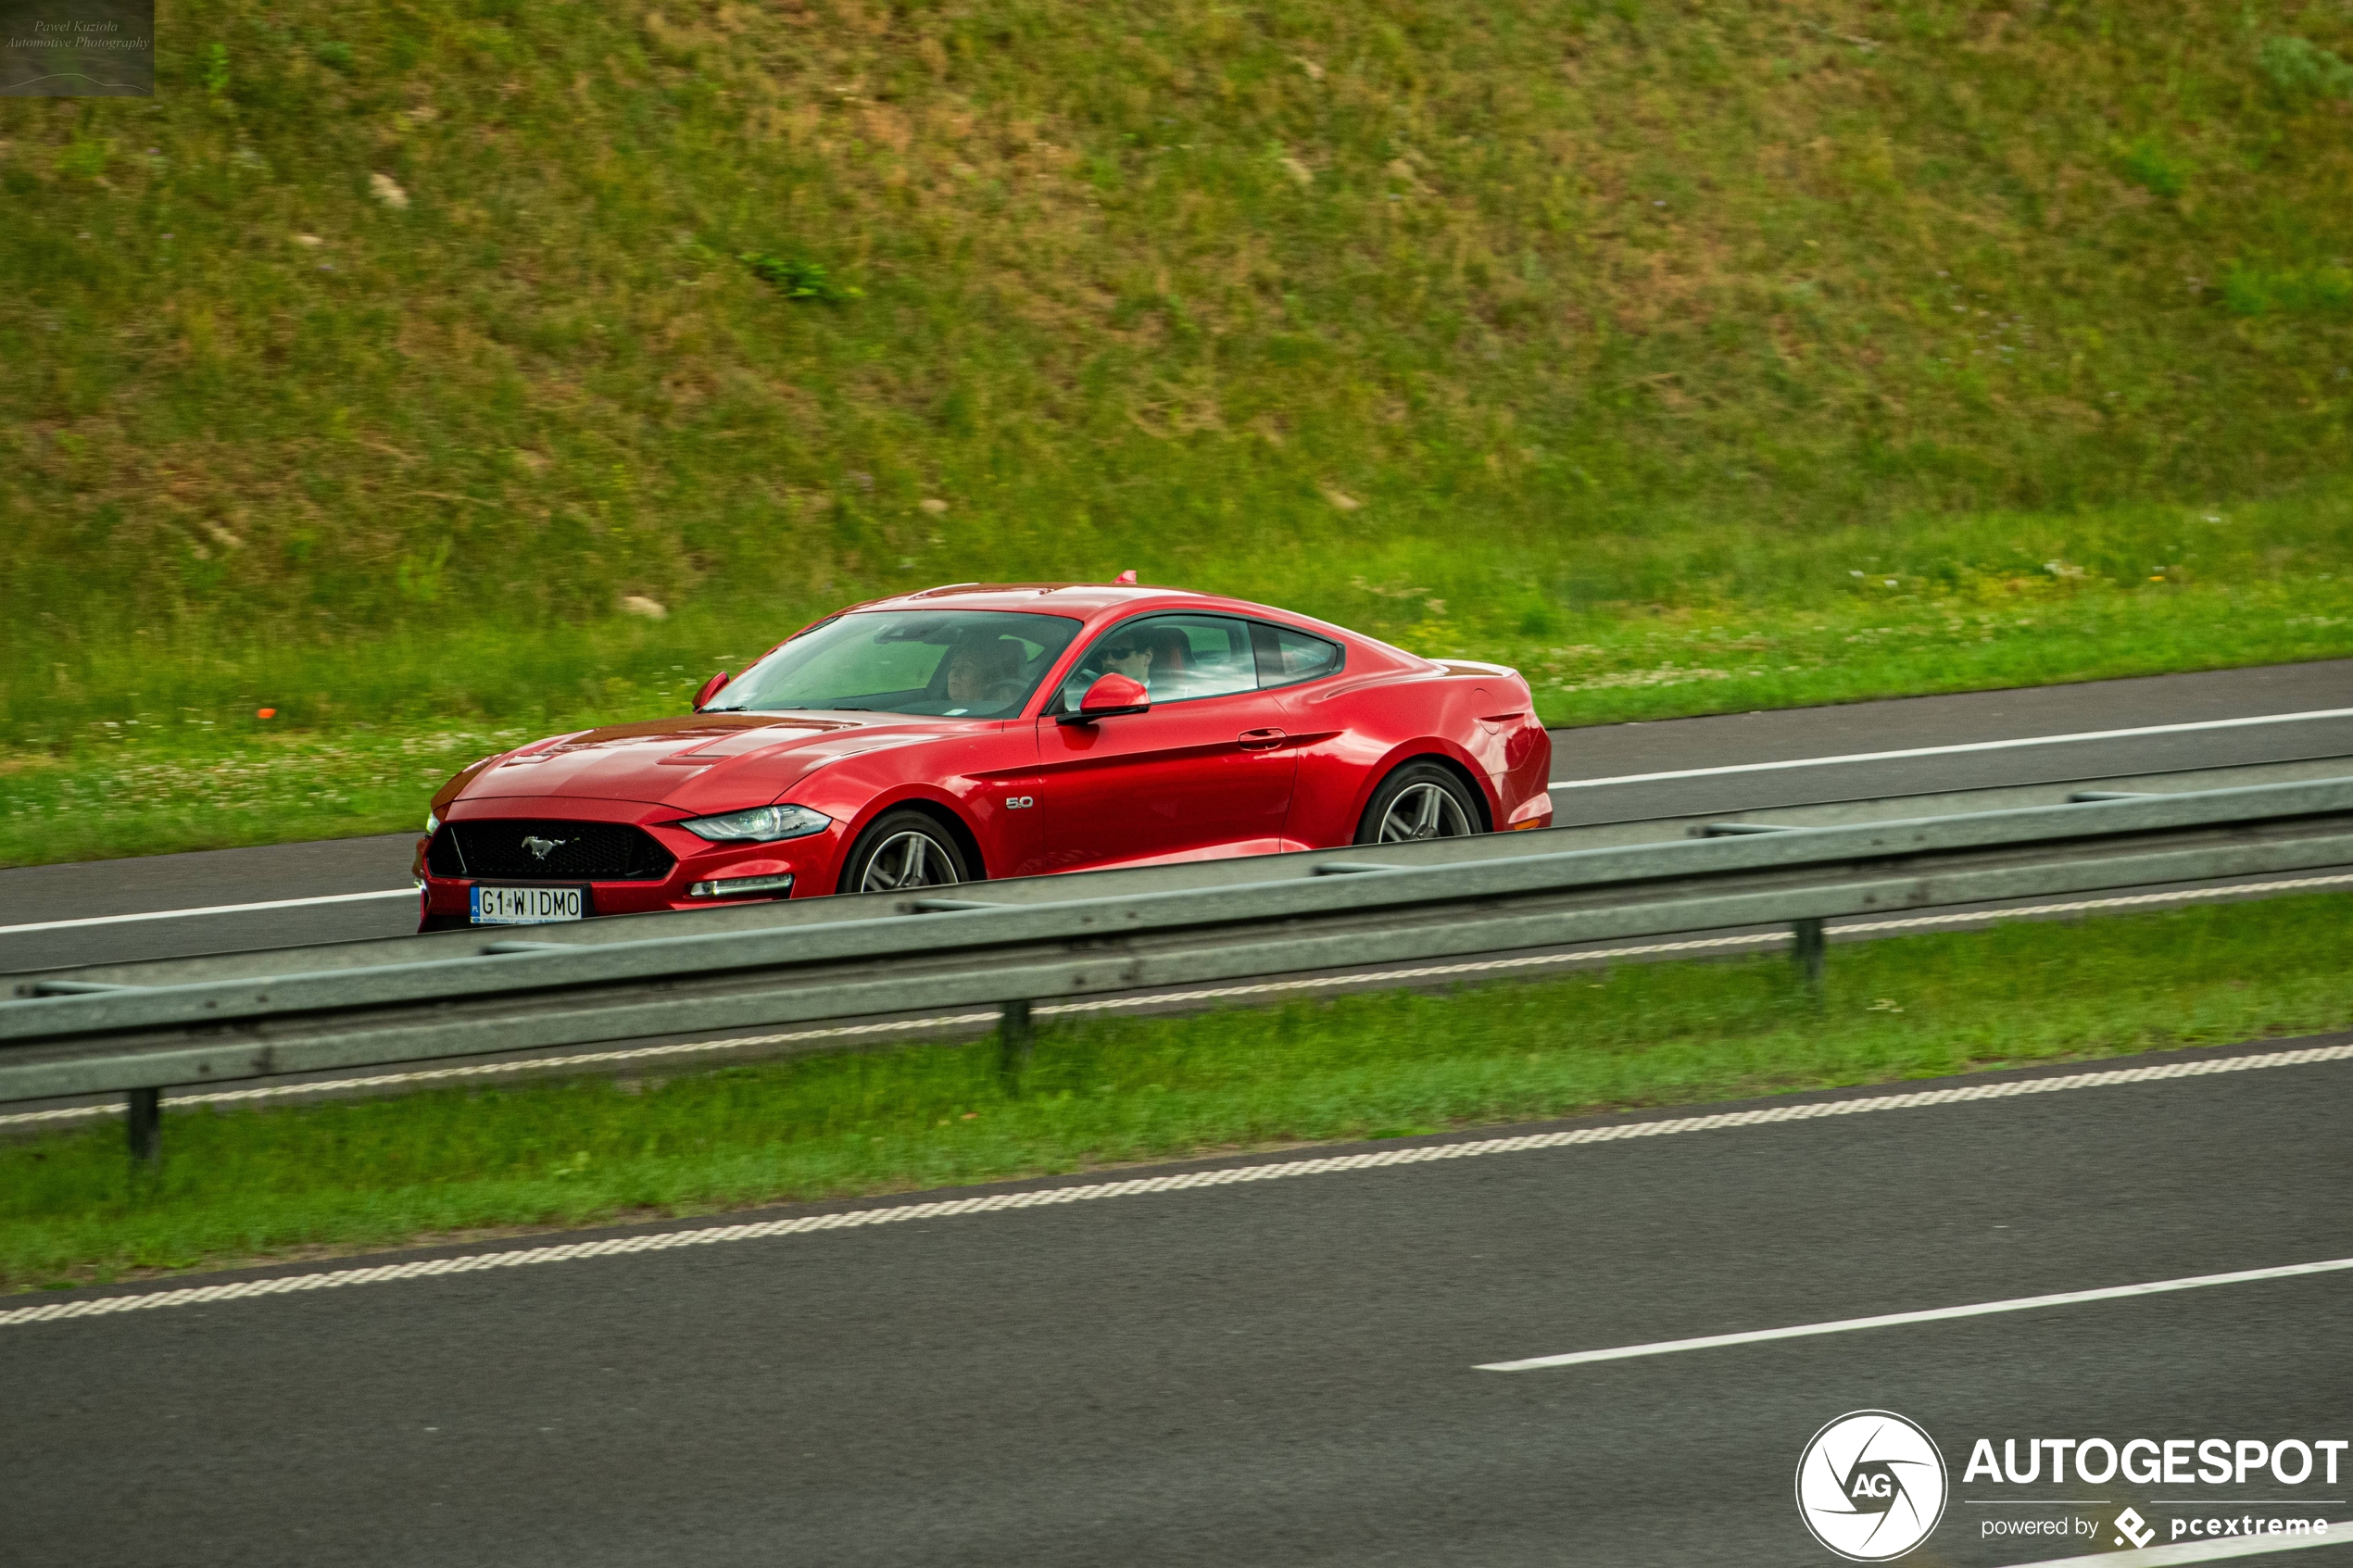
[1057,615,1262,708]
[1252,622,1344,689]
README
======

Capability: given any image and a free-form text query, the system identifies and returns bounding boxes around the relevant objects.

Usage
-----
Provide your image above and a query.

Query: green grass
[3,0,2352,862]
[7,891,2349,1292]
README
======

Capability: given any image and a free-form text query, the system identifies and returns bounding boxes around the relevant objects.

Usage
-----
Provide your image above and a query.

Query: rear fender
[1350,739,1501,834]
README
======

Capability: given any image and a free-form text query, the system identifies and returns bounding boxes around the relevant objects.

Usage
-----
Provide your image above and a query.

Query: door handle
[1237,727,1287,751]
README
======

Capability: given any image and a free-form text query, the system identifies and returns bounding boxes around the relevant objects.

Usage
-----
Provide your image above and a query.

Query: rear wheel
[1353,761,1483,845]
[838,809,975,894]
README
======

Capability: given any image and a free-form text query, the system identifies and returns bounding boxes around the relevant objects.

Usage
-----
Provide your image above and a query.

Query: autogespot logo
[1796,1411,1951,1561]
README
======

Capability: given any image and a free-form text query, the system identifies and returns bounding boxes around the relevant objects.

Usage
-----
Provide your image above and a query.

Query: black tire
[837,809,975,895]
[1353,760,1484,845]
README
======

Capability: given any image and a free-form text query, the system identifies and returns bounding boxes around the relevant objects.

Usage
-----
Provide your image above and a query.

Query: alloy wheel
[1377,781,1472,842]
[858,830,961,892]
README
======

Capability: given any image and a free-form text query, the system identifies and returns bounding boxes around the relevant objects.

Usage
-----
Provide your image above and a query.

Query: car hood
[453,712,981,810]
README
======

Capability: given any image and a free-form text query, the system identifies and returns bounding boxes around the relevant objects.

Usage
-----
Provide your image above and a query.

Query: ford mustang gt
[415,583,1553,928]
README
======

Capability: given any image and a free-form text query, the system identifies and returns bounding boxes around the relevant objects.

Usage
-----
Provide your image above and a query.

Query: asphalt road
[3,659,2348,975]
[8,1035,2353,1567]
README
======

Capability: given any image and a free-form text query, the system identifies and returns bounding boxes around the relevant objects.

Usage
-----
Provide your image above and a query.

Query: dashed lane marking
[0,887,415,937]
[6,1038,2351,1329]
[1476,1254,2353,1372]
[6,872,2347,1131]
[1547,707,2353,790]
[2007,1520,2353,1565]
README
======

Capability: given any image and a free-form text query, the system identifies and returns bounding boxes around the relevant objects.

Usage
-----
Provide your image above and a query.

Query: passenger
[942,635,1026,710]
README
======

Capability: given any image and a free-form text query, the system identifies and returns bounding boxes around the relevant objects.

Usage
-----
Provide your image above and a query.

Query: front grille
[428,820,674,882]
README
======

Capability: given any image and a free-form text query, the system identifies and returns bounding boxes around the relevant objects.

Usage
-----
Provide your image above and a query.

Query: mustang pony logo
[520,835,567,861]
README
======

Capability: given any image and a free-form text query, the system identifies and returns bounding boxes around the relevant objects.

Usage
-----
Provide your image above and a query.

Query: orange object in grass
[257,707,277,719]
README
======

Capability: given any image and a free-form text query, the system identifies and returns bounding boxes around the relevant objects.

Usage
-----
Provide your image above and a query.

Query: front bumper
[413,812,844,925]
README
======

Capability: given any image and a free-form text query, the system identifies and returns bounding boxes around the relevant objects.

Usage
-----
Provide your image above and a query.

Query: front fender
[781,747,1037,887]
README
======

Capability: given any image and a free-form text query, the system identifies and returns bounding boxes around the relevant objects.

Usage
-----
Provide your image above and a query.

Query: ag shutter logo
[1796,1411,1950,1561]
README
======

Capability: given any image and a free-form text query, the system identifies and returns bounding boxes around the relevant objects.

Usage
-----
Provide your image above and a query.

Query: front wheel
[837,809,975,894]
[1353,761,1484,845]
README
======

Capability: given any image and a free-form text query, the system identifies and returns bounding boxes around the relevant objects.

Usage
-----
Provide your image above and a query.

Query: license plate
[471,885,585,925]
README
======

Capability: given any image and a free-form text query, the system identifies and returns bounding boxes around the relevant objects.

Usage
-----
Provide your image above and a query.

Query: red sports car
[415,583,1553,928]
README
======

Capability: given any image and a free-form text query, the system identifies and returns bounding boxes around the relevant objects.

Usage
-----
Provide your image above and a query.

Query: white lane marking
[2008,1521,2352,1566]
[1477,1255,2353,1372]
[0,888,415,937]
[8,871,2350,1130]
[6,1038,2352,1329]
[6,711,2343,931]
[1546,706,2353,790]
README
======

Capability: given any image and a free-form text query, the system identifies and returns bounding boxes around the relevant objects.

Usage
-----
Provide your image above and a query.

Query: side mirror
[1057,671,1150,726]
[692,671,732,711]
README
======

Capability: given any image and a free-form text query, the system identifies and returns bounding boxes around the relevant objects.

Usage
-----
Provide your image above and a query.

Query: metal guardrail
[6,774,2353,1160]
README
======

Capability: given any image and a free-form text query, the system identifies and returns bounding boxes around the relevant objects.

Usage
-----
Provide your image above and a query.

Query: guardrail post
[997,1000,1034,1092]
[126,1087,161,1166]
[1792,919,1827,997]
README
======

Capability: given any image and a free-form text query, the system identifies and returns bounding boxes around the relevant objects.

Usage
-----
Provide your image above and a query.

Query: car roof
[854,583,1277,619]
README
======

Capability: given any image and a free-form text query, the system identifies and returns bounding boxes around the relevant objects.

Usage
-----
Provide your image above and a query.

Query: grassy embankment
[5,0,2353,867]
[6,890,2350,1291]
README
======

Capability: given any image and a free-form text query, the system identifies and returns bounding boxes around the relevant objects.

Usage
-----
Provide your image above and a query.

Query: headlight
[676,804,833,843]
[425,809,442,834]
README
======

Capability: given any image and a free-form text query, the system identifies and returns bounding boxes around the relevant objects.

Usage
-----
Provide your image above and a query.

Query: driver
[1081,625,1188,699]
[1098,633,1153,689]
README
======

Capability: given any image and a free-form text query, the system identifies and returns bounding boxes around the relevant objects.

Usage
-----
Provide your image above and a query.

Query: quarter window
[1252,623,1344,689]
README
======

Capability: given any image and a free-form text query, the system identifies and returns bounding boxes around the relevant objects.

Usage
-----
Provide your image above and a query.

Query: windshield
[706,610,1083,718]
